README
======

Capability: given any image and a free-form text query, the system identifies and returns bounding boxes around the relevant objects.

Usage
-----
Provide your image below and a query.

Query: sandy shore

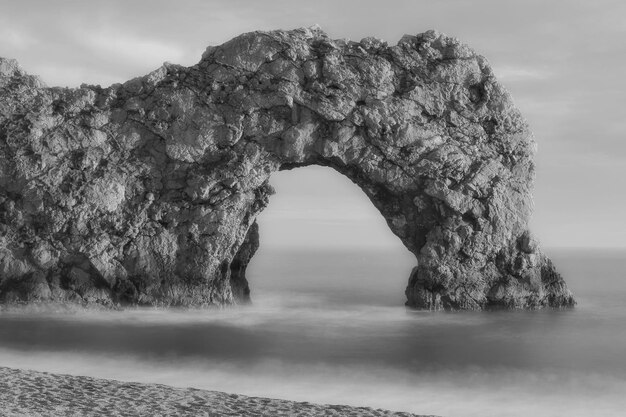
[0,367,435,417]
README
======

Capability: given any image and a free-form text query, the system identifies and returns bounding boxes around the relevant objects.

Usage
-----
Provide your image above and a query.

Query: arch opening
[246,166,415,307]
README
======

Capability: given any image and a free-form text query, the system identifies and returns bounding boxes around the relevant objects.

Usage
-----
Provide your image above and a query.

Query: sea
[0,248,625,417]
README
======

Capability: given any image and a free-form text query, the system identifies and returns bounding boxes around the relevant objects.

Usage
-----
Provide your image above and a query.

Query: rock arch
[0,28,574,309]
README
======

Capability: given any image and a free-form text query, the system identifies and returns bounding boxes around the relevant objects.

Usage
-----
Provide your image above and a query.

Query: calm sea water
[0,248,625,417]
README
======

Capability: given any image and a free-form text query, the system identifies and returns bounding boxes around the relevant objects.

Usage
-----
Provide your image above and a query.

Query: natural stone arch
[0,27,574,309]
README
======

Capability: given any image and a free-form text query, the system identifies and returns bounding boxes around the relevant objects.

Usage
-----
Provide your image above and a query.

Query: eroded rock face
[0,27,574,309]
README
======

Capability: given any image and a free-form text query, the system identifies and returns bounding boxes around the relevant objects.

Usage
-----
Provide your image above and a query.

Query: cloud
[0,26,37,49]
[493,65,554,83]
[77,30,186,67]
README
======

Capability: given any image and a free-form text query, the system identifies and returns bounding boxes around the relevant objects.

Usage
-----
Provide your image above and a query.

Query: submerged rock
[0,27,574,310]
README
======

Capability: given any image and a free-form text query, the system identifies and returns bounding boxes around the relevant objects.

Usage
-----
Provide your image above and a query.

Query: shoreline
[0,366,435,417]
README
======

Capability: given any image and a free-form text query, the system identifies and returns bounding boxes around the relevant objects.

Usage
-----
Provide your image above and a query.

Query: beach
[0,367,431,417]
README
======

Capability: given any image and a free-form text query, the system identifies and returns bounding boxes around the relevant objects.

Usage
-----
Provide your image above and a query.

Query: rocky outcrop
[0,27,574,310]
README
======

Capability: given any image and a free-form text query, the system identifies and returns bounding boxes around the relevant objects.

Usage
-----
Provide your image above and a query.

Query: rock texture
[0,27,574,310]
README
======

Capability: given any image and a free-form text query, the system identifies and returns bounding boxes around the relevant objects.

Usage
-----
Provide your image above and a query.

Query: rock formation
[0,27,574,310]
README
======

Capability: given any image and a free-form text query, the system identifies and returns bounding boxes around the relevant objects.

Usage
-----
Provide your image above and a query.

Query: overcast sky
[1,0,624,249]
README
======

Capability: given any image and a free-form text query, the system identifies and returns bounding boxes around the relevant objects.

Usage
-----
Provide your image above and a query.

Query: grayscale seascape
[1,248,625,416]
[2,1,626,416]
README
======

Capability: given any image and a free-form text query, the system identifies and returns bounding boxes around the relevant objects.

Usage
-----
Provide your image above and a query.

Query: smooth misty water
[1,249,625,417]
